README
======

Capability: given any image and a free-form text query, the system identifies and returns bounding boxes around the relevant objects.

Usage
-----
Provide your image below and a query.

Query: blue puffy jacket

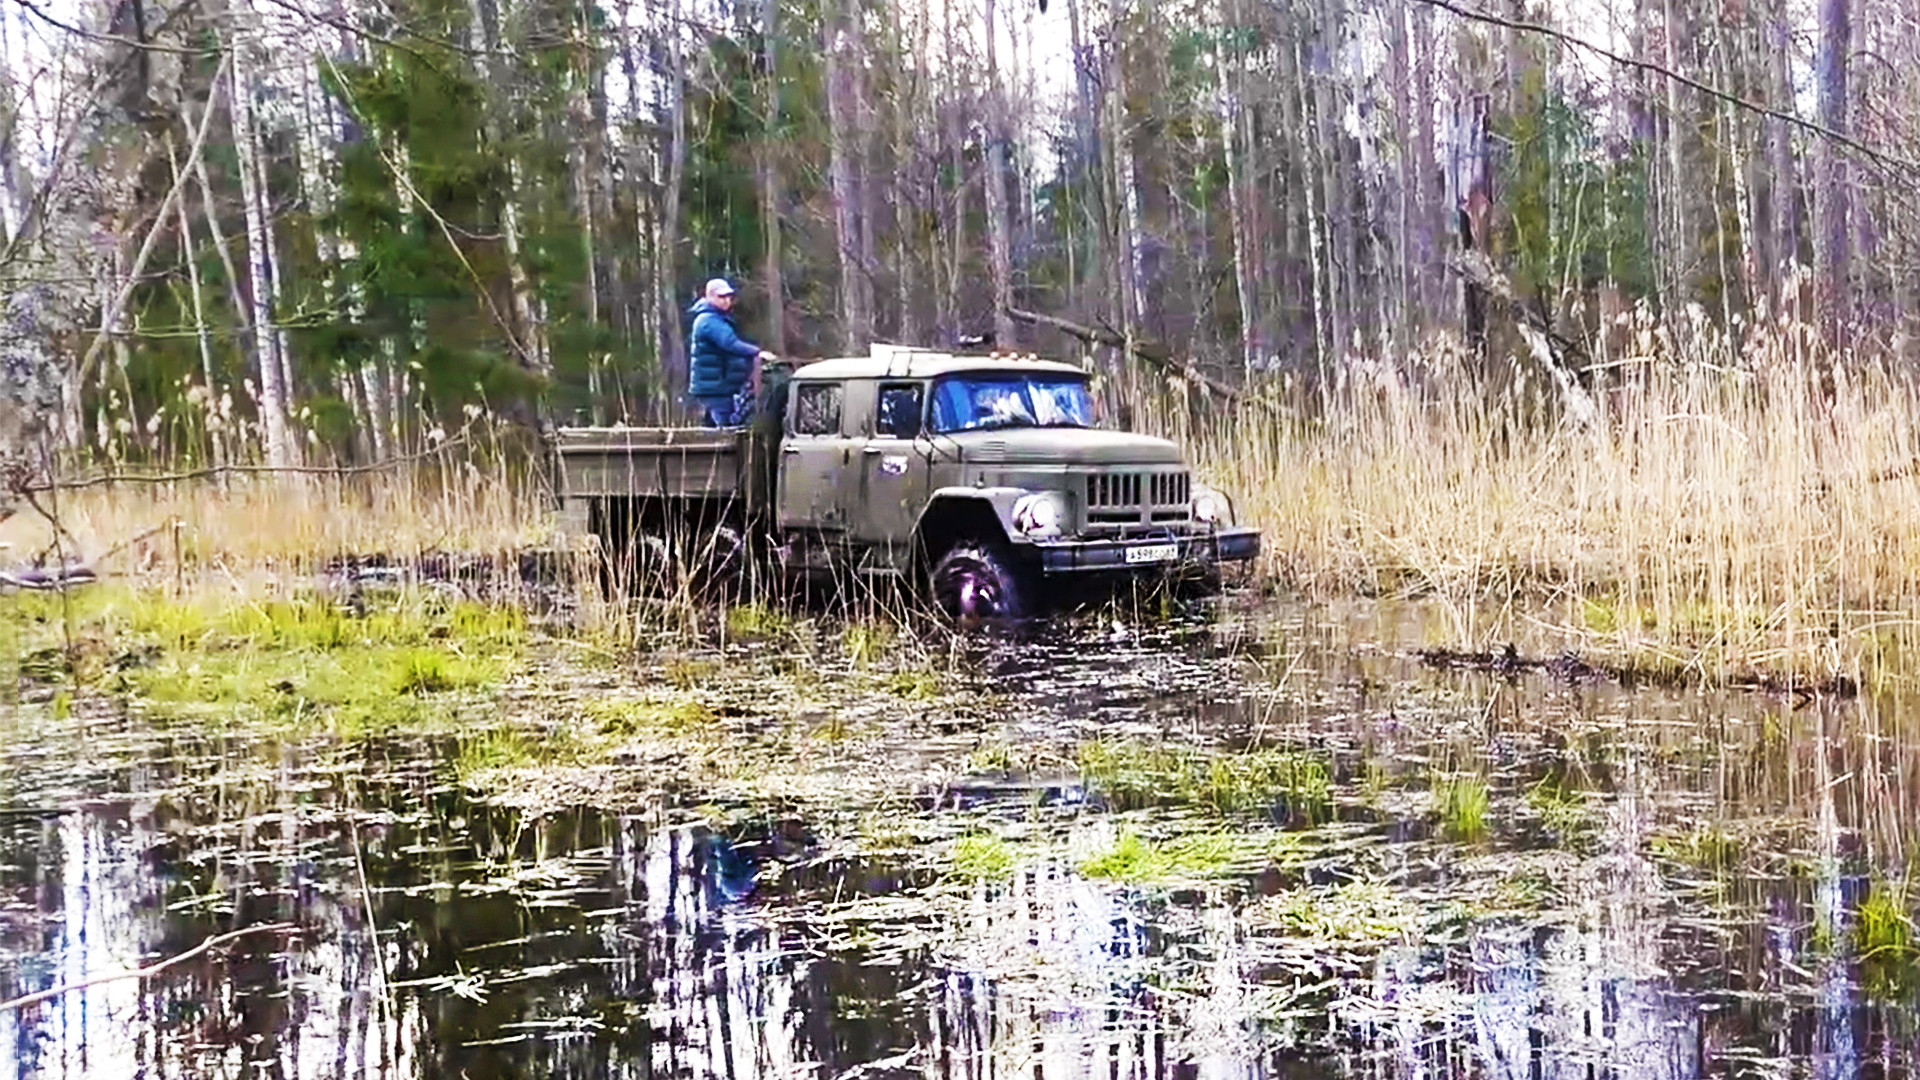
[686,299,762,399]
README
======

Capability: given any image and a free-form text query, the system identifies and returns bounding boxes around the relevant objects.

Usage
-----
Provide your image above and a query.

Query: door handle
[783,446,800,455]
[862,446,883,455]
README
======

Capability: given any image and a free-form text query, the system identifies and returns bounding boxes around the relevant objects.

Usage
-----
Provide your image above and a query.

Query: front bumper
[1031,527,1262,573]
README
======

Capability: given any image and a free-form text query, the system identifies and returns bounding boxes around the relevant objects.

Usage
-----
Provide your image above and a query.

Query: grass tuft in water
[1077,740,1331,821]
[1434,773,1490,842]
[1855,879,1919,1000]
[1078,829,1262,883]
[950,834,1018,880]
[725,603,791,640]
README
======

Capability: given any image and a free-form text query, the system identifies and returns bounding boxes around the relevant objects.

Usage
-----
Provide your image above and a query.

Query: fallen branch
[1004,307,1244,403]
[1447,250,1599,429]
[0,922,297,1014]
[25,427,475,494]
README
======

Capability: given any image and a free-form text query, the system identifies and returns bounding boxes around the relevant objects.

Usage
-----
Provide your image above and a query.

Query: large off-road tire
[930,543,1029,623]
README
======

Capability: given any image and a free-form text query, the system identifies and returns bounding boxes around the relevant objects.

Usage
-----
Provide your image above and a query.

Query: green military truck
[553,345,1260,619]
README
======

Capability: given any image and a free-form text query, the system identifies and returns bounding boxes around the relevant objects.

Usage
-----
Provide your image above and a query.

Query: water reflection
[4,598,1920,1076]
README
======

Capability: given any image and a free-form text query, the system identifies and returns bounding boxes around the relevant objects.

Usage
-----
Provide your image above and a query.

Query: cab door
[776,380,854,534]
[852,382,932,556]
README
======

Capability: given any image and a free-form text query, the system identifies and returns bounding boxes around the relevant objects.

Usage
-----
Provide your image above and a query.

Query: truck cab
[553,345,1260,620]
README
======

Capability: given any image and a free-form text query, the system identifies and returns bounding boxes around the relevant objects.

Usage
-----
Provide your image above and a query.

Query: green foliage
[1497,74,1656,312]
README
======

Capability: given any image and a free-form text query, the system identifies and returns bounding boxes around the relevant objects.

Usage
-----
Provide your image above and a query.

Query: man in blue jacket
[687,278,777,427]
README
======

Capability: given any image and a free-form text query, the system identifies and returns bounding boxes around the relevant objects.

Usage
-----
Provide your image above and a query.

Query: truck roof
[790,345,1087,382]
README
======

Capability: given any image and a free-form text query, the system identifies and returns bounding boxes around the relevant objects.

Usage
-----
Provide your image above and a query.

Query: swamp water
[2,593,1918,1078]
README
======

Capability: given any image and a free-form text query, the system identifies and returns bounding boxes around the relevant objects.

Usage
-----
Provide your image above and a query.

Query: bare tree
[1814,0,1851,346]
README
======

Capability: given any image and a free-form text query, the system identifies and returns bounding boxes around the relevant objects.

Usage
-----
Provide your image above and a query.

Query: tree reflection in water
[0,783,1910,1078]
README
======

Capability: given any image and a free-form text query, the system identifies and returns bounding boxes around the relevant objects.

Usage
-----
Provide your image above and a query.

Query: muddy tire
[930,543,1028,623]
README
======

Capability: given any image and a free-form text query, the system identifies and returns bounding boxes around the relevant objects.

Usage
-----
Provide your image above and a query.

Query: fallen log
[1003,306,1244,403]
[1447,250,1599,429]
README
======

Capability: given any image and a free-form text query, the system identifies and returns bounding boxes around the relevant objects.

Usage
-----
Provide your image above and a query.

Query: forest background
[0,0,1910,480]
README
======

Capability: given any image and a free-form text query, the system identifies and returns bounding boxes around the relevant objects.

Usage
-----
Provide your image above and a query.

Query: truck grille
[1085,471,1190,527]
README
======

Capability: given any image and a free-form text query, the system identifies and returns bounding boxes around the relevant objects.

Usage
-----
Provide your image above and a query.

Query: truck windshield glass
[929,375,1096,433]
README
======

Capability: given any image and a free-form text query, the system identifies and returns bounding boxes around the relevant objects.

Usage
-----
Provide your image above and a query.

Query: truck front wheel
[930,543,1028,623]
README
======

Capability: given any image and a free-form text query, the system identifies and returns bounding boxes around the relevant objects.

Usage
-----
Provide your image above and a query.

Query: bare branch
[0,923,298,1015]
[1407,0,1920,180]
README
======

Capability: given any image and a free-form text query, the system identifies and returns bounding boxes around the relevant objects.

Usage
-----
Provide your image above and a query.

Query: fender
[911,487,1034,547]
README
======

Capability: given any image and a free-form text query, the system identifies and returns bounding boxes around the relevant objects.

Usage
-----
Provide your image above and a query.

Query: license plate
[1125,542,1180,565]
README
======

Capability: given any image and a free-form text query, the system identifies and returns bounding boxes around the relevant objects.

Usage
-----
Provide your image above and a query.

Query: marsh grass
[1077,740,1332,820]
[1077,828,1254,883]
[1434,773,1491,842]
[950,834,1019,880]
[1852,877,1919,1000]
[1165,339,1920,681]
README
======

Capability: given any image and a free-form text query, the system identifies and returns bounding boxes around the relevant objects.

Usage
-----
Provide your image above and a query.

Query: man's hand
[756,350,777,363]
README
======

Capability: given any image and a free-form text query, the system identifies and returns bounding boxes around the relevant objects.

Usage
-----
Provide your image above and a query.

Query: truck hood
[943,427,1184,465]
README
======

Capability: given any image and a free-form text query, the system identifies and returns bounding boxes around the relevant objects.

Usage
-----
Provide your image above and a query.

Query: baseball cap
[705,278,737,296]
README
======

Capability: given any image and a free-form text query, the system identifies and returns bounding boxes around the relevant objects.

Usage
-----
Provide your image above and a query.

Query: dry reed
[1182,328,1920,681]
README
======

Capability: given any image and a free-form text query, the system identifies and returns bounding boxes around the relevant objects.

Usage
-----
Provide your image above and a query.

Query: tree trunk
[229,30,294,468]
[1662,0,1690,304]
[1813,0,1850,348]
[1219,0,1259,373]
[657,0,688,402]
[824,0,871,347]
[167,134,225,469]
[758,0,786,355]
[1388,0,1413,353]
[1766,0,1798,312]
[1107,0,1142,368]
[983,0,1016,347]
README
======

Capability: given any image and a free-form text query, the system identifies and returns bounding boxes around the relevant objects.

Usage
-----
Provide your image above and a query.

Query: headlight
[1012,491,1067,538]
[1191,489,1233,526]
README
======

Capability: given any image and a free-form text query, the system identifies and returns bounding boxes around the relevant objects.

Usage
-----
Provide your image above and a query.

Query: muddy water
[4,596,1920,1078]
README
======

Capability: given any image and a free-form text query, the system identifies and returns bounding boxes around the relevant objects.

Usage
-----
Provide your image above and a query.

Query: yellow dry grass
[9,325,1920,681]
[1178,334,1920,681]
[0,466,548,572]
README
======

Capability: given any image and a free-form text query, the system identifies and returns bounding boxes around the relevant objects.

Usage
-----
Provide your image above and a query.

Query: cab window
[792,383,843,436]
[875,384,924,438]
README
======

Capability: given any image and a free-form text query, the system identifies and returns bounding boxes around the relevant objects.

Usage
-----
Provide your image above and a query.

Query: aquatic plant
[1077,829,1248,883]
[950,834,1018,880]
[725,603,792,640]
[1524,775,1591,842]
[1434,773,1490,843]
[1649,823,1743,871]
[842,622,893,669]
[585,696,716,737]
[1854,879,1919,1000]
[1076,740,1331,821]
[883,668,940,700]
[1251,880,1422,946]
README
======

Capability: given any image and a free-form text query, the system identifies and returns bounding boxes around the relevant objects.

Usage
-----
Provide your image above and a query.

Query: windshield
[929,374,1097,433]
